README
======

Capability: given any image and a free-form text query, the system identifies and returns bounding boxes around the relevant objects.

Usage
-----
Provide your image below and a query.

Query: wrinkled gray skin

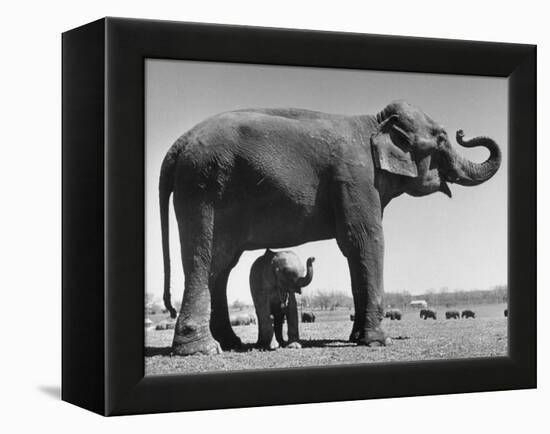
[160,100,501,356]
[249,249,314,350]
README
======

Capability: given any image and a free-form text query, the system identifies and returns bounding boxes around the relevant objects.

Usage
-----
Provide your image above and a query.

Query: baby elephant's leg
[286,292,301,349]
[255,300,276,350]
[273,305,286,348]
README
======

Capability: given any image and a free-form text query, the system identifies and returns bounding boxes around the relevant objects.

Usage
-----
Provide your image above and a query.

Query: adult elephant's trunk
[445,130,502,186]
[296,257,315,288]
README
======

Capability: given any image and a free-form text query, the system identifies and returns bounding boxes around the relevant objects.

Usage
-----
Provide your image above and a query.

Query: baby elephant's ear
[371,117,418,178]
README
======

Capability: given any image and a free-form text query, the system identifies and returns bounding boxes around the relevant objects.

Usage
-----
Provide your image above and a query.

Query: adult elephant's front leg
[334,181,390,346]
[348,261,364,343]
[337,222,389,346]
[347,245,389,346]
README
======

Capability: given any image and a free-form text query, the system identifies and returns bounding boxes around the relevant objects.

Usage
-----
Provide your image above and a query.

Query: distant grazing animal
[420,309,437,320]
[462,309,476,319]
[445,310,460,319]
[504,308,508,317]
[301,312,316,323]
[230,314,256,326]
[385,309,402,320]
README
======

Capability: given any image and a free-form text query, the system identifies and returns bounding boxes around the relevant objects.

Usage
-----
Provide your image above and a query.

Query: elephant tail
[159,144,180,319]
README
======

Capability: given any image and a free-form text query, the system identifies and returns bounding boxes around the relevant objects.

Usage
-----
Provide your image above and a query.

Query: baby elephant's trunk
[296,257,315,289]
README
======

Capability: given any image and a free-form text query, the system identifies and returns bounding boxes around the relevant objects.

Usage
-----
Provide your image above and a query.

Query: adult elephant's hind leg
[172,204,221,356]
[210,250,243,350]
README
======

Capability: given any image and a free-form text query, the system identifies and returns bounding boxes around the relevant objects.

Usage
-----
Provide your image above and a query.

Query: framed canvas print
[62,17,536,416]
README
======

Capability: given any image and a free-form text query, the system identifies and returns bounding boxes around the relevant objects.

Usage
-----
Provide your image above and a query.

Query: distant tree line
[147,284,507,315]
[300,285,507,311]
[383,284,507,309]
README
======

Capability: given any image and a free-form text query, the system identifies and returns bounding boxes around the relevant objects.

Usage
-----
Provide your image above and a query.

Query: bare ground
[145,304,507,375]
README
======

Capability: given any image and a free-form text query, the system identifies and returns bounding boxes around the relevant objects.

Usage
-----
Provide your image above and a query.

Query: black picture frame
[62,17,536,416]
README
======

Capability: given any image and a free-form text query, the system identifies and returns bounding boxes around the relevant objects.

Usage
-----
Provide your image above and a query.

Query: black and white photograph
[3,0,543,428]
[144,60,508,375]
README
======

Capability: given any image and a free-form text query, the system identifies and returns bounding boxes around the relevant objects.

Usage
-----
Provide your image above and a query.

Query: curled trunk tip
[297,257,315,288]
[447,130,502,186]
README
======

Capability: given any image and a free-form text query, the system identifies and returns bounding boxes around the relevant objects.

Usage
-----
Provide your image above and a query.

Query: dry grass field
[145,303,507,375]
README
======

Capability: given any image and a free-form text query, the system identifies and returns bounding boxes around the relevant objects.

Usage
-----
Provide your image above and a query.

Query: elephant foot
[349,329,363,343]
[357,328,392,347]
[216,332,243,351]
[257,339,279,351]
[286,341,302,349]
[211,319,244,351]
[172,323,222,356]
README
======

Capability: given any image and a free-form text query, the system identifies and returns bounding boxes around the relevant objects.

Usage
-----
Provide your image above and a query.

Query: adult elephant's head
[371,101,501,198]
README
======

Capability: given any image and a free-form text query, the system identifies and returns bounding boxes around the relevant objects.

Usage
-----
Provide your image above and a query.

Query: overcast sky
[145,59,507,305]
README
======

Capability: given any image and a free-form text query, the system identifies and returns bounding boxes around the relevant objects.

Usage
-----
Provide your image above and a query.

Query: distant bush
[300,290,353,311]
[231,299,251,311]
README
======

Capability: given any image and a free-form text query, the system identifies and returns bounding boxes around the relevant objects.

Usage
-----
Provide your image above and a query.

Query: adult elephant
[160,101,501,355]
[250,249,315,349]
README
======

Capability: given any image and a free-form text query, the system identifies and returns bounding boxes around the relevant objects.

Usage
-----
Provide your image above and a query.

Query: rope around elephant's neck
[278,286,289,311]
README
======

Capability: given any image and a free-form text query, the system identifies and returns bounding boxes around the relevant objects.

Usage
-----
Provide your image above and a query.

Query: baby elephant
[250,249,315,350]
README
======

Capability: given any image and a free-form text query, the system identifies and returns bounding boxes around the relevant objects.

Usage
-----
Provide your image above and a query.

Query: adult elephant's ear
[371,115,418,178]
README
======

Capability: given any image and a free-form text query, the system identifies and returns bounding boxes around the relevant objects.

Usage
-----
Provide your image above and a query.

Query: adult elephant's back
[170,109,363,248]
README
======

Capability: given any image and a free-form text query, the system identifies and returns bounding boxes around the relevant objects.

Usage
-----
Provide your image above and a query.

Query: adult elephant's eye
[437,133,448,147]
